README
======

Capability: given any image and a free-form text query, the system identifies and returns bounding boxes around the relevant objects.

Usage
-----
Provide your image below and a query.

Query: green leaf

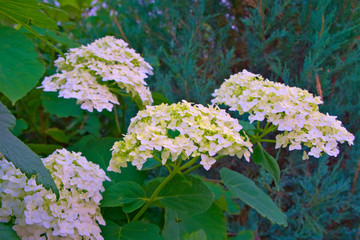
[101,206,128,224]
[220,168,287,226]
[233,230,255,240]
[0,26,45,103]
[100,220,122,240]
[42,92,83,117]
[0,102,59,197]
[203,181,240,214]
[183,229,207,240]
[0,0,58,30]
[26,143,62,155]
[252,144,280,189]
[45,128,70,143]
[102,220,163,240]
[238,120,256,134]
[167,129,180,139]
[152,91,172,105]
[158,174,214,215]
[163,203,227,240]
[33,27,79,48]
[0,223,20,240]
[141,157,161,170]
[120,221,163,240]
[10,119,28,136]
[101,181,146,213]
[0,101,15,129]
[69,136,146,186]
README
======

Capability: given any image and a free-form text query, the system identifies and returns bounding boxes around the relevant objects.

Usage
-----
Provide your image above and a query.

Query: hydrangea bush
[0,150,109,240]
[0,33,355,239]
[41,36,154,112]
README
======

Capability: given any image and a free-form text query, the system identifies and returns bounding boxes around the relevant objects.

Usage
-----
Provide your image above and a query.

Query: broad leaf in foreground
[101,181,146,213]
[158,174,214,215]
[0,0,58,30]
[163,203,226,240]
[0,102,59,197]
[101,220,163,240]
[220,167,287,226]
[0,27,45,103]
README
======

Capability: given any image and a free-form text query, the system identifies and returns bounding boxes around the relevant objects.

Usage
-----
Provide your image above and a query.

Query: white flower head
[41,36,154,112]
[108,101,253,172]
[212,70,354,159]
[0,150,109,240]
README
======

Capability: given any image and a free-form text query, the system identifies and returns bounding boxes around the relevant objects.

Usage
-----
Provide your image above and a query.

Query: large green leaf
[0,101,15,129]
[42,92,83,117]
[0,0,58,29]
[0,102,59,197]
[183,230,207,240]
[158,174,214,215]
[152,91,172,105]
[26,143,62,155]
[45,128,70,144]
[163,204,227,240]
[100,220,122,240]
[233,230,255,240]
[220,168,287,226]
[10,119,28,137]
[101,220,163,240]
[100,181,146,213]
[252,144,280,189]
[0,223,20,240]
[0,27,45,103]
[203,181,240,214]
[69,136,147,187]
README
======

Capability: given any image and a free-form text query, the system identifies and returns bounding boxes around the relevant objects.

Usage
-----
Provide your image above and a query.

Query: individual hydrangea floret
[41,36,154,112]
[211,69,354,159]
[0,149,109,240]
[108,101,253,172]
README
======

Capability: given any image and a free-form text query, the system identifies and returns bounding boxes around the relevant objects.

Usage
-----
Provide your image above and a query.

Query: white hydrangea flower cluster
[0,149,109,240]
[108,101,253,172]
[211,70,354,159]
[41,36,154,112]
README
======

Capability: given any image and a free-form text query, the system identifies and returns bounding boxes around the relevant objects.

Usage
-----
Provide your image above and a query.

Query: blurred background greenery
[0,0,359,239]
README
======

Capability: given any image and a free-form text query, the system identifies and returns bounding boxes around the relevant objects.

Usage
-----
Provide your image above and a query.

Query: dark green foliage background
[0,0,359,239]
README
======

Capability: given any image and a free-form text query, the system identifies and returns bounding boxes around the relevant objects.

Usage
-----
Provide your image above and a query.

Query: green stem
[183,164,201,174]
[259,139,276,143]
[113,105,121,136]
[118,96,126,133]
[179,156,200,171]
[153,156,172,173]
[132,166,180,222]
[258,124,277,139]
